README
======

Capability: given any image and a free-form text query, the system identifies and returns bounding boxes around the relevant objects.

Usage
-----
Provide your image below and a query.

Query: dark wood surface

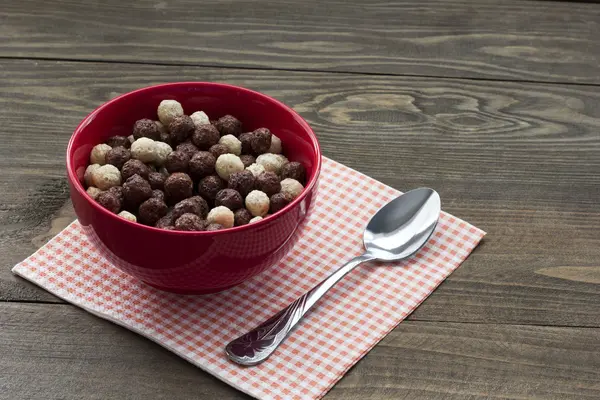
[1,1,599,399]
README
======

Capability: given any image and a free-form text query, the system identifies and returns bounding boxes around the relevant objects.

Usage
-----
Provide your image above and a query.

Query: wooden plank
[1,0,600,84]
[1,59,599,327]
[2,303,600,399]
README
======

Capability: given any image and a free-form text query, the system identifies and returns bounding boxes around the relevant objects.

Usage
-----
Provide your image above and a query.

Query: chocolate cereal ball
[234,208,252,226]
[251,128,272,155]
[133,118,161,140]
[105,146,131,170]
[121,159,150,181]
[148,171,166,191]
[206,223,224,231]
[215,115,242,137]
[280,178,304,200]
[122,174,152,208]
[239,132,253,154]
[155,213,175,229]
[197,175,226,201]
[157,100,184,126]
[215,189,243,210]
[175,213,206,231]
[270,192,290,214]
[189,151,216,180]
[96,191,122,213]
[215,154,244,181]
[280,161,306,183]
[168,115,195,144]
[172,196,209,220]
[192,124,220,150]
[228,170,255,197]
[209,144,229,158]
[108,186,124,203]
[164,172,193,204]
[256,171,281,196]
[106,135,131,149]
[176,142,199,159]
[207,206,234,228]
[245,190,270,217]
[151,189,165,202]
[165,150,190,173]
[239,154,256,168]
[138,198,168,226]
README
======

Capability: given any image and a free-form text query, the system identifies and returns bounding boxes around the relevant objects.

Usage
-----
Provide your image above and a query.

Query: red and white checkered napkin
[13,157,484,400]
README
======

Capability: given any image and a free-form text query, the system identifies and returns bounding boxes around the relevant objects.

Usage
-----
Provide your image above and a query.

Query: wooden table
[2,1,600,398]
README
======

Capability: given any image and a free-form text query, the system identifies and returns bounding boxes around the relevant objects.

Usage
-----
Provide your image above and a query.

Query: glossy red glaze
[67,82,321,294]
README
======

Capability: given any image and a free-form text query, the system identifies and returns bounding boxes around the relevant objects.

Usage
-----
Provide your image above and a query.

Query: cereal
[174,213,206,231]
[176,142,198,159]
[105,146,131,170]
[280,161,306,183]
[215,154,244,181]
[255,171,281,196]
[164,151,190,173]
[245,190,270,217]
[234,208,252,226]
[133,118,161,140]
[190,111,210,127]
[256,153,285,174]
[92,164,122,190]
[215,115,242,137]
[197,175,225,201]
[157,100,184,126]
[154,141,173,166]
[172,196,209,220]
[155,213,175,229]
[155,121,168,135]
[106,135,131,149]
[189,151,216,180]
[138,198,168,226]
[206,223,224,231]
[280,178,304,200]
[169,115,195,144]
[90,144,112,165]
[108,186,124,203]
[249,216,263,224]
[239,154,255,168]
[192,124,221,150]
[164,172,193,204]
[250,128,272,155]
[209,144,230,158]
[130,137,158,163]
[148,172,166,191]
[118,210,137,222]
[96,191,122,213]
[215,189,243,210]
[218,134,242,156]
[239,133,253,154]
[121,159,150,181]
[268,134,282,154]
[122,174,152,208]
[152,189,165,201]
[207,206,235,228]
[270,192,291,213]
[246,162,266,177]
[84,164,101,187]
[228,170,255,197]
[86,186,103,200]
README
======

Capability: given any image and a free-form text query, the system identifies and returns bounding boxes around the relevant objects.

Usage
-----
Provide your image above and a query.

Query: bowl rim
[66,81,322,235]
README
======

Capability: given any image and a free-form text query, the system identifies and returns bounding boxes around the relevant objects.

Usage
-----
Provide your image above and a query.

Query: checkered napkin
[13,157,485,400]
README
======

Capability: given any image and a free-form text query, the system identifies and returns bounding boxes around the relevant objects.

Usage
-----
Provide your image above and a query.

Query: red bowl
[67,82,321,294]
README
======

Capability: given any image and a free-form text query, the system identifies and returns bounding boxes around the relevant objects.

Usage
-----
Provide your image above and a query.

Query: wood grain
[1,0,600,84]
[3,303,600,399]
[1,59,599,327]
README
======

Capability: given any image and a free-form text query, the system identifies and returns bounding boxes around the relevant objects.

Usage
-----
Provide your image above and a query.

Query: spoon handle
[225,253,375,366]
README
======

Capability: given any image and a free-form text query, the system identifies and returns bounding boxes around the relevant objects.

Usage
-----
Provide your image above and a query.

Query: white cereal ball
[92,164,121,190]
[118,210,137,222]
[154,141,173,166]
[280,178,304,200]
[155,121,168,135]
[190,111,210,127]
[249,216,263,224]
[277,154,289,165]
[207,206,235,228]
[86,186,103,200]
[131,137,158,163]
[246,163,265,178]
[245,190,270,217]
[218,134,242,156]
[90,144,112,165]
[157,99,184,126]
[268,135,282,154]
[256,153,285,174]
[84,164,101,187]
[215,154,244,181]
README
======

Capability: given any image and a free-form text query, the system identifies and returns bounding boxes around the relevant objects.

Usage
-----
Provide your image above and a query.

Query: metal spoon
[225,187,441,366]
